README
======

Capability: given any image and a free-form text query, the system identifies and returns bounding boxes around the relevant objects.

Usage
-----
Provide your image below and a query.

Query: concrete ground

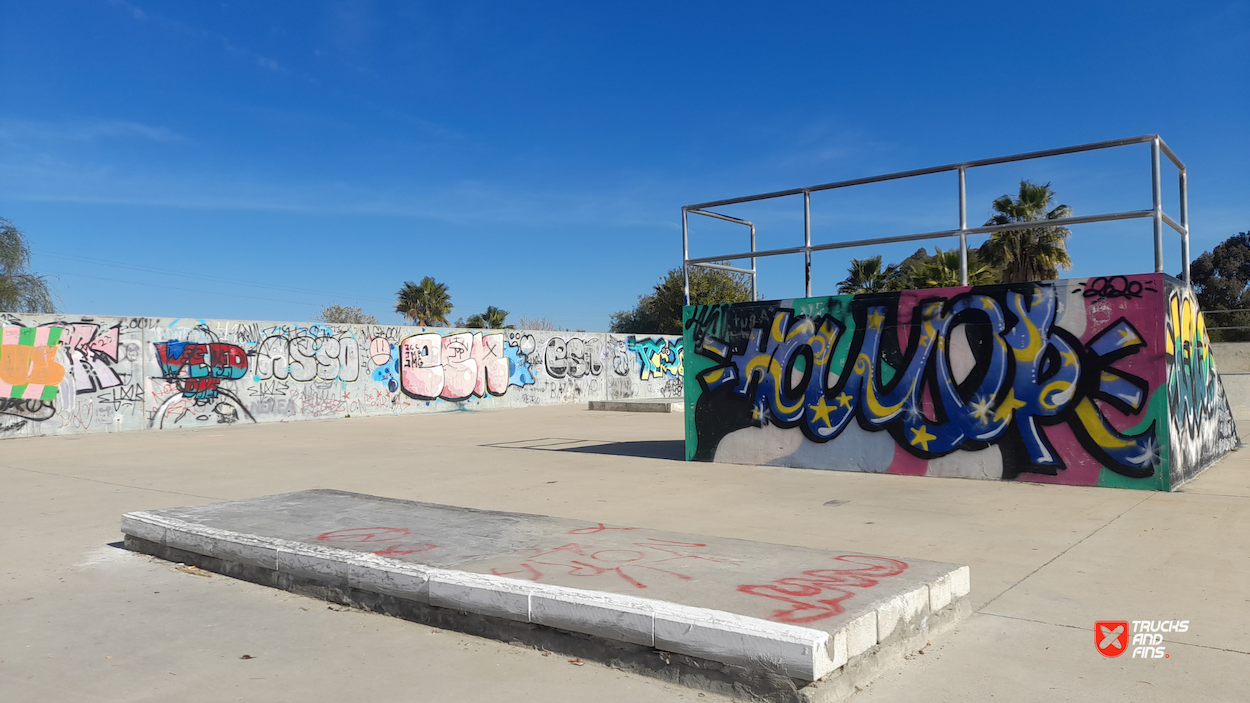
[1,406,1247,702]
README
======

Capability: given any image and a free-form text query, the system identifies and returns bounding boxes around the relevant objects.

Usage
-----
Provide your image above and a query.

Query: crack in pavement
[977,612,1250,656]
[0,463,228,502]
[976,491,1156,613]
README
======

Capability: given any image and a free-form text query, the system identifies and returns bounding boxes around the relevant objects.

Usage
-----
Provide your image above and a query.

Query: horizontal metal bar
[1202,309,1250,315]
[685,209,1157,264]
[688,244,809,264]
[685,135,1160,210]
[1161,212,1187,236]
[1207,327,1250,331]
[1157,137,1186,171]
[685,208,755,227]
[688,262,756,275]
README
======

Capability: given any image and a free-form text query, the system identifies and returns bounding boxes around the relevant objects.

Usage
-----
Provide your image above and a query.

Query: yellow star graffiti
[992,389,1027,423]
[867,310,885,329]
[809,396,835,428]
[1060,350,1078,367]
[836,391,853,408]
[909,425,937,452]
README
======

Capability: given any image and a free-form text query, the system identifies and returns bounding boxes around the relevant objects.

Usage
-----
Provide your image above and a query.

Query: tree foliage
[978,181,1073,283]
[837,256,900,294]
[0,217,56,313]
[317,304,377,324]
[395,277,452,326]
[465,305,513,329]
[836,247,999,293]
[1189,231,1250,341]
[610,264,754,335]
[904,247,999,289]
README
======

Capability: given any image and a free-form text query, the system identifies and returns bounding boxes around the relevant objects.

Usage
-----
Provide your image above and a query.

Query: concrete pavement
[1,405,1247,701]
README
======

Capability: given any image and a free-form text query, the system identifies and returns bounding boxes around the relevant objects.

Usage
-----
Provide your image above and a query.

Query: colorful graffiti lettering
[0,326,65,409]
[1165,280,1239,481]
[0,314,679,437]
[399,331,533,401]
[153,340,249,400]
[691,278,1166,481]
[62,323,122,394]
[628,336,683,380]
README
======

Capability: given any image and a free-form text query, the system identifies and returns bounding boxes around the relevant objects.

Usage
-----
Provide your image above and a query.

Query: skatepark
[2,401,1248,701]
[3,135,1248,702]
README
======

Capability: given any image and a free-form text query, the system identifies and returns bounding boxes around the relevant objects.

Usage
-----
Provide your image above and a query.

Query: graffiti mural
[0,314,680,438]
[628,336,684,381]
[399,331,531,401]
[544,336,603,379]
[1165,280,1239,482]
[151,338,255,428]
[685,273,1238,490]
[255,331,362,383]
[0,325,65,422]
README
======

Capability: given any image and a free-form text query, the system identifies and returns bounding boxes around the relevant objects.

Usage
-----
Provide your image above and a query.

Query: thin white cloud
[0,117,183,143]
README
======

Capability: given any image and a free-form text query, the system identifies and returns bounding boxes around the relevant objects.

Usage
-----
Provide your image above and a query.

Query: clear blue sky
[1,1,1247,330]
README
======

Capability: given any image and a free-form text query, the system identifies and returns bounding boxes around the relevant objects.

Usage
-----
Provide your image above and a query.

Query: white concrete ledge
[121,506,968,682]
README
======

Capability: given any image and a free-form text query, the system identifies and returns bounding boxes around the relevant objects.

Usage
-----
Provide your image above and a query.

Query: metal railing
[681,134,1189,304]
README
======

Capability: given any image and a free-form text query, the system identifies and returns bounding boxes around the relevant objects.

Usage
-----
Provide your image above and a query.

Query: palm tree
[979,181,1073,283]
[837,255,901,294]
[395,277,452,326]
[905,247,999,289]
[465,306,513,329]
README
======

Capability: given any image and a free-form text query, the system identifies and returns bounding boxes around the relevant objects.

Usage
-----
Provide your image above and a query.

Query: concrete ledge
[120,490,969,698]
[588,398,682,413]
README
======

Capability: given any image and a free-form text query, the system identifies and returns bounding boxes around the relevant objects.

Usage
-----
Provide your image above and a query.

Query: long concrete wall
[0,314,682,438]
[684,273,1239,491]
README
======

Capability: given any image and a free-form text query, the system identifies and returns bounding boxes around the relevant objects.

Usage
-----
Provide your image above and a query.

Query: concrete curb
[121,510,969,683]
[588,399,682,413]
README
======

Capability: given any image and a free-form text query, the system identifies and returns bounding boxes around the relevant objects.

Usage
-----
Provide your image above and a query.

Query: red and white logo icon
[1096,621,1130,658]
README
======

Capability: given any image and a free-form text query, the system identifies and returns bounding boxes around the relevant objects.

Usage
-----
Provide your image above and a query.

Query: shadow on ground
[480,438,684,461]
[556,440,684,461]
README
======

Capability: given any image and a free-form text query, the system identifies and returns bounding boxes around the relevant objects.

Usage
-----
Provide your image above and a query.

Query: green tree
[610,263,753,335]
[837,255,901,294]
[465,305,513,329]
[904,247,1000,289]
[1189,231,1250,341]
[0,217,56,313]
[978,181,1073,283]
[317,304,378,324]
[395,277,452,326]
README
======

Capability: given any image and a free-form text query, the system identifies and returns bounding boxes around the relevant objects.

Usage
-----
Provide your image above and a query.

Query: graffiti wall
[1164,279,1239,483]
[684,273,1239,491]
[0,315,680,438]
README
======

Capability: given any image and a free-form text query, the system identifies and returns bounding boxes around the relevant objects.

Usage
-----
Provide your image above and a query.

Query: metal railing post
[1151,137,1164,273]
[803,191,812,297]
[958,167,968,286]
[1180,168,1190,285]
[682,208,691,305]
[750,224,758,301]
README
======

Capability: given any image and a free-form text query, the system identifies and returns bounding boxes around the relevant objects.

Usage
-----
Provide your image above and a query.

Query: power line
[45,270,326,308]
[39,251,395,305]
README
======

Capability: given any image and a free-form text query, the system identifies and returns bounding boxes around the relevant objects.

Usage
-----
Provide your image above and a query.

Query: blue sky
[1,1,1247,330]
